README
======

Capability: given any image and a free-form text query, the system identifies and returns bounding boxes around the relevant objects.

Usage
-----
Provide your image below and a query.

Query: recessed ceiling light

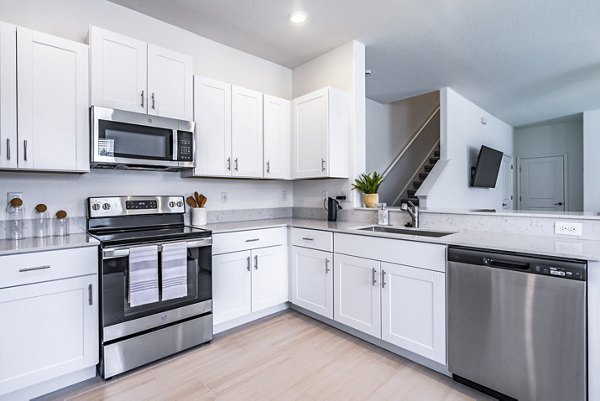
[289,11,308,24]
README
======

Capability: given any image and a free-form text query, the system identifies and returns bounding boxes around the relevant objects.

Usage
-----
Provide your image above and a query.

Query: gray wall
[514,117,583,211]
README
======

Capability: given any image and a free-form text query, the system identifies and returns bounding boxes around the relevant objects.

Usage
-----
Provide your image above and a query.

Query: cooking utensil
[194,192,202,208]
[199,194,207,208]
[186,196,197,208]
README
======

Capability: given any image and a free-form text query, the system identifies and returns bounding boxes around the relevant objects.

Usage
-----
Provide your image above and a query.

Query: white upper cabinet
[17,27,89,172]
[189,76,232,177]
[292,87,349,179]
[90,26,193,121]
[263,95,291,179]
[89,27,147,114]
[0,21,17,169]
[232,86,263,178]
[147,44,193,121]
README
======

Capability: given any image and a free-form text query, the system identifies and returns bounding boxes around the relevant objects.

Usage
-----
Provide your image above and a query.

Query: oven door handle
[102,238,212,259]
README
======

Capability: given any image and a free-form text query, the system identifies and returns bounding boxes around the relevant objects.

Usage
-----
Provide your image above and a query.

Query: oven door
[100,238,212,342]
[91,106,190,169]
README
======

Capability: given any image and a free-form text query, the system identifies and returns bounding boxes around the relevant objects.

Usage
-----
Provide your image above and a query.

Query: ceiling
[109,0,600,127]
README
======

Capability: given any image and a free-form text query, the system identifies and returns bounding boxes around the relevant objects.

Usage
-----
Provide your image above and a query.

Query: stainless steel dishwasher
[447,246,587,401]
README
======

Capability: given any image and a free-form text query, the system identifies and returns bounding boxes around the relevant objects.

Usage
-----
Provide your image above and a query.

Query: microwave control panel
[177,131,193,162]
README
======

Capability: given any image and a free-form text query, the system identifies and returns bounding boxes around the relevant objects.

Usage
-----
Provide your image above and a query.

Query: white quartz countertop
[205,218,600,261]
[0,233,99,256]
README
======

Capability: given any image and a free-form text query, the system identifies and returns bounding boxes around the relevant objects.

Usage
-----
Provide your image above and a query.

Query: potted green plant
[352,172,385,208]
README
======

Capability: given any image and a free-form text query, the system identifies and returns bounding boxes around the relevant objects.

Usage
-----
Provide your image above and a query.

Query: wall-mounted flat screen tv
[470,145,503,188]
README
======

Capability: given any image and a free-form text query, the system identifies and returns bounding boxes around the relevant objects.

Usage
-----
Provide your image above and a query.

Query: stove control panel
[88,196,186,218]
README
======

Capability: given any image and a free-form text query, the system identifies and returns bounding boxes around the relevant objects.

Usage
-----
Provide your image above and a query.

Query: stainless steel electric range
[87,195,212,379]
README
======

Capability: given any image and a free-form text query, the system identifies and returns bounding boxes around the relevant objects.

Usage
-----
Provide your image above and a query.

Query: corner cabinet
[90,26,193,121]
[292,87,349,179]
[16,27,89,172]
[0,247,98,398]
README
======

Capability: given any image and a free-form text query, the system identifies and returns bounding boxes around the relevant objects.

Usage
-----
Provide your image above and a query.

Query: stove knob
[169,201,176,207]
[176,201,183,207]
[91,203,100,211]
[102,203,111,210]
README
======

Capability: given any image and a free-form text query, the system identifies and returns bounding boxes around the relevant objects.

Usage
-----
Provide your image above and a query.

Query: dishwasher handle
[483,257,530,270]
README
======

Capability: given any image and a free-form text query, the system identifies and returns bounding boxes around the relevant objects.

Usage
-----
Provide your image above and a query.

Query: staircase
[399,146,440,206]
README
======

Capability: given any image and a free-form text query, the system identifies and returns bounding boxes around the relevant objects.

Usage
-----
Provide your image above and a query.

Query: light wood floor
[43,311,494,401]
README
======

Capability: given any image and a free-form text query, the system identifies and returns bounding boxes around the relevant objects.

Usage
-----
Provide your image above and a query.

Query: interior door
[334,254,381,337]
[147,44,193,120]
[17,27,89,171]
[89,26,147,114]
[519,155,565,211]
[231,85,263,178]
[501,155,513,210]
[212,251,251,325]
[251,246,288,312]
[193,76,232,177]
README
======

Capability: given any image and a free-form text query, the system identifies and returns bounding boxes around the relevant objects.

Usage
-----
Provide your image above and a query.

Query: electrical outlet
[221,192,229,204]
[282,190,288,202]
[7,192,22,205]
[555,221,583,236]
[322,191,328,200]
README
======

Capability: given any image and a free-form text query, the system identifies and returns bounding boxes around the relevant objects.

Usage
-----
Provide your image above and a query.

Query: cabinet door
[263,95,291,179]
[291,246,333,319]
[292,88,328,178]
[334,254,381,337]
[232,86,263,178]
[147,44,193,120]
[381,262,446,364]
[212,251,252,325]
[0,22,17,169]
[252,245,288,312]
[0,275,98,396]
[17,27,89,171]
[89,26,147,114]
[192,76,232,177]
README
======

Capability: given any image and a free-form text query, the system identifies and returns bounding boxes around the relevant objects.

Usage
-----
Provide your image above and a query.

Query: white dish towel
[128,245,160,307]
[161,242,188,300]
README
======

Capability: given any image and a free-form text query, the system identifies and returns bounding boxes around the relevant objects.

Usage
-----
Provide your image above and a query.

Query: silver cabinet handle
[321,158,326,172]
[88,284,93,306]
[254,255,258,270]
[302,237,314,241]
[245,238,260,242]
[23,139,28,161]
[19,265,50,273]
[266,161,270,174]
[372,268,377,286]
[246,256,251,272]
[325,258,330,273]
[234,158,239,171]
[382,270,387,288]
[6,139,10,160]
[151,92,156,109]
[141,90,144,108]
[226,157,231,171]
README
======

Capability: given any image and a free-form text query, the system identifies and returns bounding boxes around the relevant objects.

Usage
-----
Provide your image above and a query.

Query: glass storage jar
[32,203,50,238]
[6,198,25,240]
[53,210,69,237]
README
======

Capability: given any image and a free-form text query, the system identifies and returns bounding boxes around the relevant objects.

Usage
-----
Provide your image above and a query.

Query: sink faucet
[400,201,419,228]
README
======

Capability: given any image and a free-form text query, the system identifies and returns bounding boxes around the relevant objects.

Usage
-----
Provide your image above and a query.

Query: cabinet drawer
[291,228,333,252]
[0,247,98,289]
[334,233,446,272]
[212,227,286,255]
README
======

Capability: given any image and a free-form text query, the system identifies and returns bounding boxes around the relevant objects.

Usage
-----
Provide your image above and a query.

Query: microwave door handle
[172,130,178,161]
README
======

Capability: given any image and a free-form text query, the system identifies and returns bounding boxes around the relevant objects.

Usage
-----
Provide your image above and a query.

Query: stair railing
[391,139,440,207]
[382,105,440,178]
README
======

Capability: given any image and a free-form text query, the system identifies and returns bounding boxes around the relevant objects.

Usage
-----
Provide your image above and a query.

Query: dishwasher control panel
[534,264,585,280]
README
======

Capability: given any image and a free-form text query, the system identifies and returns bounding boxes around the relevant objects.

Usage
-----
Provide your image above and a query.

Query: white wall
[514,118,583,211]
[426,88,514,210]
[584,109,600,211]
[0,0,293,220]
[292,41,366,208]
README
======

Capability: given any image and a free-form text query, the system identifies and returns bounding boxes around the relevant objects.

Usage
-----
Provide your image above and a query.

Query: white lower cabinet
[0,248,99,398]
[212,250,253,325]
[291,246,333,319]
[334,254,381,337]
[252,245,288,312]
[381,262,446,364]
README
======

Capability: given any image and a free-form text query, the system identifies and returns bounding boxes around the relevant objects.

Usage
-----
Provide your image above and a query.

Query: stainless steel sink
[356,226,453,238]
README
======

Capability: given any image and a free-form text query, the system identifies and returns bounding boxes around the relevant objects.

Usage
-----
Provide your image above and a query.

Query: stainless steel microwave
[91,106,195,170]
